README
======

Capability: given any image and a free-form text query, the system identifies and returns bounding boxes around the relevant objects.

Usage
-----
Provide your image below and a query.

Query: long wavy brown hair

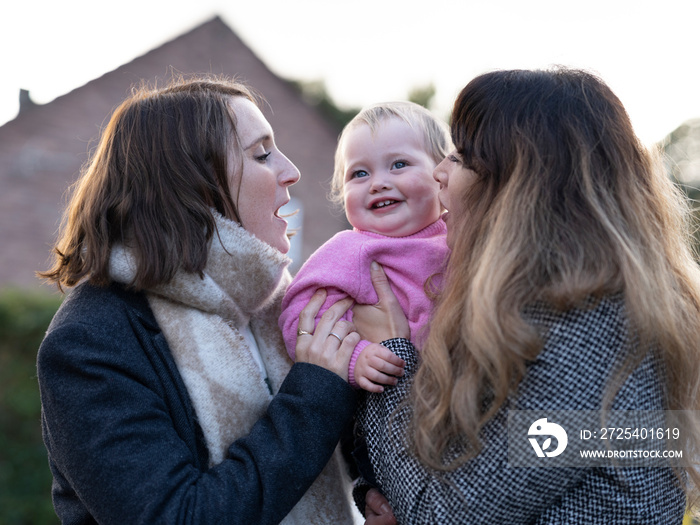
[411,68,700,489]
[39,76,256,291]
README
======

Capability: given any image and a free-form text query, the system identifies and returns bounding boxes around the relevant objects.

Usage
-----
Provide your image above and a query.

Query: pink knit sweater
[279,218,448,387]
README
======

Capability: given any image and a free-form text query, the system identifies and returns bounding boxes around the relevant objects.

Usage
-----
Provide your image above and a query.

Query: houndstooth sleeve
[353,296,685,524]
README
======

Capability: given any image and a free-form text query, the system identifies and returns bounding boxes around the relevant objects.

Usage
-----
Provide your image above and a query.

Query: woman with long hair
[353,67,700,523]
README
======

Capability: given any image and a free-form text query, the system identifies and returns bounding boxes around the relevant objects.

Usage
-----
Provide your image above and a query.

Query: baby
[279,101,451,391]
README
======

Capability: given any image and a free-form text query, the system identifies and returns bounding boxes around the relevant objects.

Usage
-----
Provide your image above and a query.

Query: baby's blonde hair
[330,101,451,208]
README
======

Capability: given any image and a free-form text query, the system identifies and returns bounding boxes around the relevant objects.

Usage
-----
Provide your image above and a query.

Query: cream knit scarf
[109,212,353,524]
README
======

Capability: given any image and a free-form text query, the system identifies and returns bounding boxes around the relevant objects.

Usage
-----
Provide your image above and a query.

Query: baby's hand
[354,343,405,393]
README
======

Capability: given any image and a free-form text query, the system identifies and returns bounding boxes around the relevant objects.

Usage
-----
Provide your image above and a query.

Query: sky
[1,0,699,146]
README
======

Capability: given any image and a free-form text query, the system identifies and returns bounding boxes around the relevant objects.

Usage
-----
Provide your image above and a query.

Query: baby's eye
[392,160,407,170]
[351,170,369,179]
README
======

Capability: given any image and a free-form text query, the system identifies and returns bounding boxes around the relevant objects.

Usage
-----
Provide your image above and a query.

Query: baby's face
[341,118,442,237]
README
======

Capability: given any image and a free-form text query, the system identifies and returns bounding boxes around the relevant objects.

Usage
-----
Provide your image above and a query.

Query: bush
[0,288,62,524]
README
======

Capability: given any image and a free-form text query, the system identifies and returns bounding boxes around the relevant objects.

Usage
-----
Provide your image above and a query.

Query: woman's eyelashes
[254,151,271,163]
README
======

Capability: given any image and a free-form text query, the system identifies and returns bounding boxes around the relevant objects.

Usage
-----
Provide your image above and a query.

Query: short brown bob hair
[40,75,256,291]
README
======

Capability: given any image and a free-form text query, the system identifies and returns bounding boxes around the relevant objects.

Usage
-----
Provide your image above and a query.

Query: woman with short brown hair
[38,76,359,524]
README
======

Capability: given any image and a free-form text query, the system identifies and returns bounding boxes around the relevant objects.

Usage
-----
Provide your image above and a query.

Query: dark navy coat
[37,282,357,524]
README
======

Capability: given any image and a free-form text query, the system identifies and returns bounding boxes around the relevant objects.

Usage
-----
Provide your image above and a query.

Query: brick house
[0,16,349,289]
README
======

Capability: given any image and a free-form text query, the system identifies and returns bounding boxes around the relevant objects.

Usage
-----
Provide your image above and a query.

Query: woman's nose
[433,158,447,183]
[279,153,301,186]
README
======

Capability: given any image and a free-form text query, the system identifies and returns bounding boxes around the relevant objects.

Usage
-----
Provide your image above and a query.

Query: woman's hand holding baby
[352,262,410,341]
[295,289,359,381]
[352,262,409,392]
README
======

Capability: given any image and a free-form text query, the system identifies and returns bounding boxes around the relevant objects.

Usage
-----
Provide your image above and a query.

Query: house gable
[0,16,348,288]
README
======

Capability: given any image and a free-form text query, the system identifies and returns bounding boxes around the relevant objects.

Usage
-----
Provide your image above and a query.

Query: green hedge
[0,289,62,525]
